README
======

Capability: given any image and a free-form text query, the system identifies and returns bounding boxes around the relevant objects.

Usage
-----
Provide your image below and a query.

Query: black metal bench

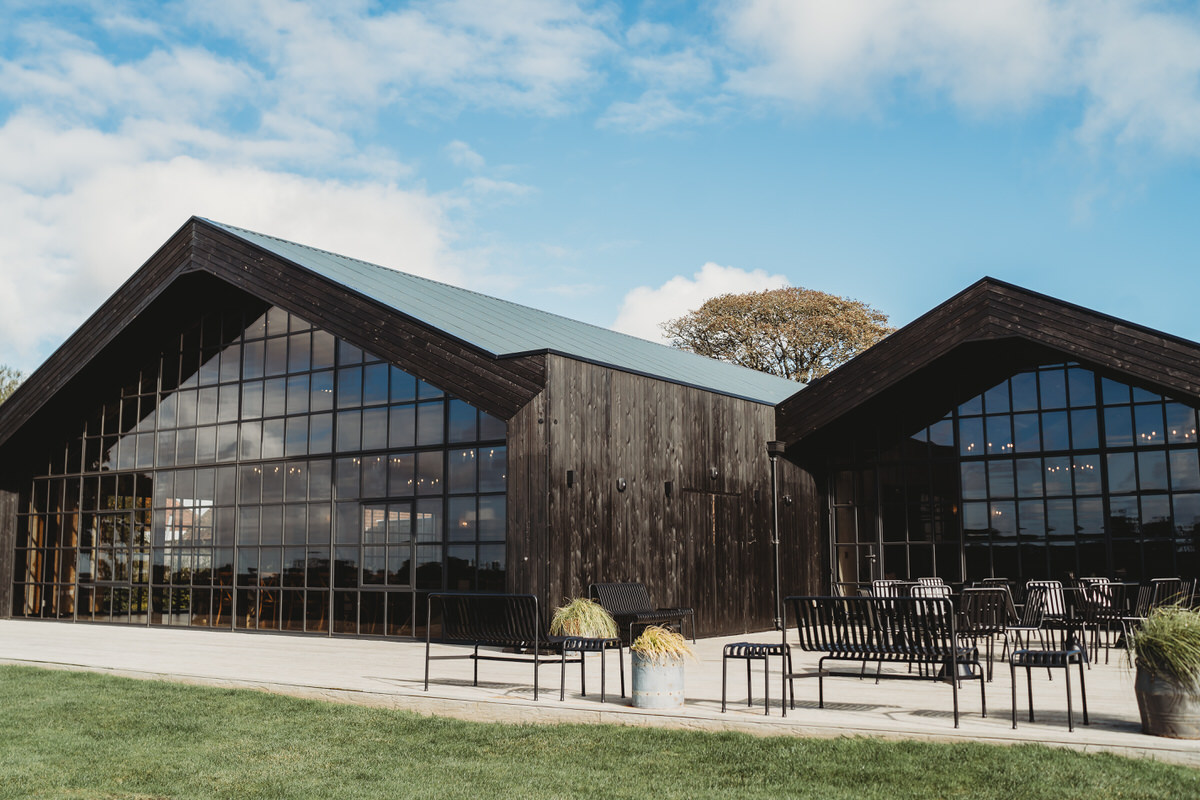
[589,582,695,644]
[424,592,578,701]
[783,595,986,728]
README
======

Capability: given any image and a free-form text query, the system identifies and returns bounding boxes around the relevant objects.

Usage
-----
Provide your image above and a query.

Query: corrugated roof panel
[203,219,804,405]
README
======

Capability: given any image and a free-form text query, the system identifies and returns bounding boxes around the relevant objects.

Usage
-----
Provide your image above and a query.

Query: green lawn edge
[1,664,1196,800]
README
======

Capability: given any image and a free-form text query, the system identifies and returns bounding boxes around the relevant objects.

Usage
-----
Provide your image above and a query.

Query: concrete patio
[2,618,1198,767]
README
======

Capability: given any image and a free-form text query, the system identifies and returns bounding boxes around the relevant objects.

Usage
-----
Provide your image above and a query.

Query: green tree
[0,364,23,404]
[662,286,893,383]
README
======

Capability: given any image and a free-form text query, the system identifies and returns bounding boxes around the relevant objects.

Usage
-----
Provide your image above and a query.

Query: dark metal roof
[203,219,803,405]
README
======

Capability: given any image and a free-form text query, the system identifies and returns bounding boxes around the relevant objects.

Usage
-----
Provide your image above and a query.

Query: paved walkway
[2,618,1198,767]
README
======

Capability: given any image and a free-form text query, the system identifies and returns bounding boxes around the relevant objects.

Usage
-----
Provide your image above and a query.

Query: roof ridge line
[198,217,803,390]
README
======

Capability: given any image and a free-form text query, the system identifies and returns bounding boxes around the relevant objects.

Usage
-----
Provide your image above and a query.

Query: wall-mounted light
[709,467,719,480]
[567,470,575,488]
[616,478,627,492]
[782,495,794,506]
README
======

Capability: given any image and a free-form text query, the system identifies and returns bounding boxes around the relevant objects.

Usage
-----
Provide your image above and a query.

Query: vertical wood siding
[0,490,15,618]
[512,355,821,636]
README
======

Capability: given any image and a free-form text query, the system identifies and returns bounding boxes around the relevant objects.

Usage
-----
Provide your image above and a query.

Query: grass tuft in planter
[1134,604,1200,689]
[630,625,694,664]
[550,598,619,639]
[1132,603,1200,738]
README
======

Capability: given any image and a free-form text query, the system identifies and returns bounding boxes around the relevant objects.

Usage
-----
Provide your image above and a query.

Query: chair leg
[560,649,567,702]
[986,635,994,682]
[1011,659,1018,729]
[746,657,753,707]
[1078,657,1089,726]
[721,652,729,713]
[618,645,626,698]
[764,656,770,716]
[784,647,793,716]
[1026,665,1035,722]
[979,660,987,718]
[950,656,960,729]
[600,648,606,703]
[1065,657,1074,733]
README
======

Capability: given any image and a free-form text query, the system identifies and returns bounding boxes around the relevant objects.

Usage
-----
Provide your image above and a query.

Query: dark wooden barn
[4,221,1197,641]
[0,217,820,637]
[778,278,1200,589]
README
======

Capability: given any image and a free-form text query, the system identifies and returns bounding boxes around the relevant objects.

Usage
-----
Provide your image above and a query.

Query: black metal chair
[589,582,695,644]
[1116,583,1156,666]
[721,642,792,716]
[1027,580,1072,649]
[958,587,1010,681]
[1151,577,1188,608]
[558,636,625,702]
[1011,645,1089,732]
[1006,588,1046,657]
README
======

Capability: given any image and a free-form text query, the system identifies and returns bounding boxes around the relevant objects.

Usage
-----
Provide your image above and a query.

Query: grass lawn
[1,665,1197,800]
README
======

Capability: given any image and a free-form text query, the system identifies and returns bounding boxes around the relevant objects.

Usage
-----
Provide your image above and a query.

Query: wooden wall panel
[539,355,822,636]
[505,391,547,602]
[0,490,15,618]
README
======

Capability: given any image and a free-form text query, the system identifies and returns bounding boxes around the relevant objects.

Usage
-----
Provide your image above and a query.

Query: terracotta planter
[631,652,685,709]
[1135,665,1200,738]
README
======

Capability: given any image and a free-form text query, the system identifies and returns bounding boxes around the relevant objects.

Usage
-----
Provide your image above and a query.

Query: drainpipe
[767,440,788,631]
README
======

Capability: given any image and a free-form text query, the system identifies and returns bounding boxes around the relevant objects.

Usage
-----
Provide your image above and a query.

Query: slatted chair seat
[722,642,792,715]
[589,582,695,644]
[1011,646,1089,732]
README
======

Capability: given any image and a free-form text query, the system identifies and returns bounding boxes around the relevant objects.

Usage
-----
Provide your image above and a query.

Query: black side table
[1010,647,1089,732]
[558,637,625,702]
[722,642,792,716]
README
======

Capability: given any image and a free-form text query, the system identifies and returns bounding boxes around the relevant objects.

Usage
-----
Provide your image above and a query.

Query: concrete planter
[1135,665,1200,738]
[631,652,685,709]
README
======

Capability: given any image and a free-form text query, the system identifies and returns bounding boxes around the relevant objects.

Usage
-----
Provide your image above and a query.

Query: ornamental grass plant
[549,598,619,638]
[630,625,695,664]
[1133,604,1200,690]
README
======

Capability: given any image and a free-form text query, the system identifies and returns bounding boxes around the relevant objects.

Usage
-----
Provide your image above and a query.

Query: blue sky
[3,1,1200,375]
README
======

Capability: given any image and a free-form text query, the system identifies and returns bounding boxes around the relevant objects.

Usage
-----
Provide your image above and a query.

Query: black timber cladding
[518,354,822,637]
[777,277,1200,448]
[0,491,15,618]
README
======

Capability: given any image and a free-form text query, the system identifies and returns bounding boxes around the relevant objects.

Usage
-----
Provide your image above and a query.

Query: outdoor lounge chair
[589,582,695,644]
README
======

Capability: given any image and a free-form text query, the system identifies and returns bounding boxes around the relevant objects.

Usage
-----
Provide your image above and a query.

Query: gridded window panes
[13,304,507,638]
[827,362,1200,584]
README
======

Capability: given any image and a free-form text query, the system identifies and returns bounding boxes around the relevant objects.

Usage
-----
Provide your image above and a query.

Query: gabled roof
[777,277,1200,447]
[203,219,801,405]
[0,217,803,463]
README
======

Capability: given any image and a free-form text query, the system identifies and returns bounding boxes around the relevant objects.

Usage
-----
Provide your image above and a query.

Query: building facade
[2,219,1197,637]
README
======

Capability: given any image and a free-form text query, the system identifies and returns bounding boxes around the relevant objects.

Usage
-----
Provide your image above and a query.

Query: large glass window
[829,363,1200,585]
[13,305,507,637]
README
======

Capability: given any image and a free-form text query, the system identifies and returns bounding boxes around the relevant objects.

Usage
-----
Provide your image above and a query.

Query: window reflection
[828,361,1200,583]
[16,304,507,634]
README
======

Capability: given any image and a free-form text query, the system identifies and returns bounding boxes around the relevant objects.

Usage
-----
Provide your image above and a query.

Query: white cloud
[0,118,457,375]
[600,91,706,131]
[716,0,1200,154]
[445,139,486,170]
[463,176,535,197]
[611,262,788,343]
[183,0,618,122]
